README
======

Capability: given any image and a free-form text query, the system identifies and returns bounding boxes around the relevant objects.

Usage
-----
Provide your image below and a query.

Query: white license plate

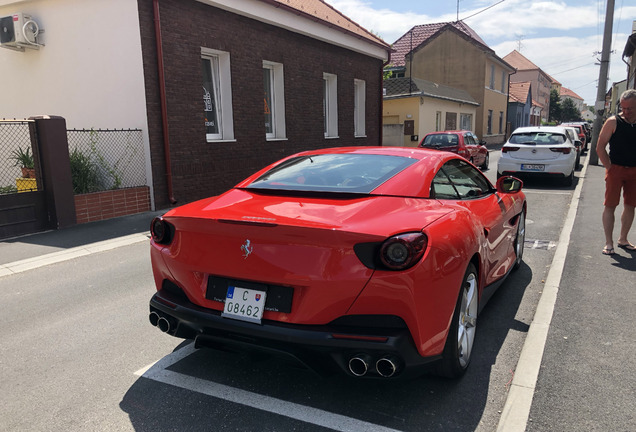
[521,164,545,171]
[222,286,266,324]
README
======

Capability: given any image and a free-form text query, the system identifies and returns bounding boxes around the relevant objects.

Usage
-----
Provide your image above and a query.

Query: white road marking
[137,344,403,432]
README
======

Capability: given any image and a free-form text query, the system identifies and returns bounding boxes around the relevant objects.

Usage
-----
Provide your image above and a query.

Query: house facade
[382,77,479,147]
[1,0,390,211]
[389,22,514,145]
[507,81,532,132]
[503,50,553,124]
[559,87,585,113]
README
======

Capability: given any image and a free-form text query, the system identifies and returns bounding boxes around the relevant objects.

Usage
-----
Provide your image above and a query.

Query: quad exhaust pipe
[348,354,371,377]
[347,354,400,377]
[376,356,398,378]
[149,311,172,333]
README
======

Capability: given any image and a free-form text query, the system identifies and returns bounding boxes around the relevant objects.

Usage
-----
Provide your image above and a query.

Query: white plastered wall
[0,0,154,208]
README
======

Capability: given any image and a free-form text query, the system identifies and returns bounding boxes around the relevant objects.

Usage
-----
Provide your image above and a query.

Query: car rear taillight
[457,148,468,156]
[550,148,571,154]
[150,217,173,245]
[501,147,520,153]
[379,232,428,270]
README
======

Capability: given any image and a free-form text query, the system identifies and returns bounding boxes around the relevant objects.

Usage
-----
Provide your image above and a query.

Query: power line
[460,0,506,21]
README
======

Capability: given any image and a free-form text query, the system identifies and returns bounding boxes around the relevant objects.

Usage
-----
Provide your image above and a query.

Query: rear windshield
[508,132,566,145]
[421,134,459,148]
[246,153,416,193]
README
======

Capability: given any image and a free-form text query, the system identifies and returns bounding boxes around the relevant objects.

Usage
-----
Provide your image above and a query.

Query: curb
[0,233,149,277]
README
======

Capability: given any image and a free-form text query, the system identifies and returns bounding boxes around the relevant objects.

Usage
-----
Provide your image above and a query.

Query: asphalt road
[0,150,585,432]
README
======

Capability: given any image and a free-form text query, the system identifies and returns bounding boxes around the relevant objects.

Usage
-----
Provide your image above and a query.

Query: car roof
[512,126,568,134]
[424,130,473,135]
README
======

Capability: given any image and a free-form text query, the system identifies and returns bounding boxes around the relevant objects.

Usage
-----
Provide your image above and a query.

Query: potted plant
[10,146,35,178]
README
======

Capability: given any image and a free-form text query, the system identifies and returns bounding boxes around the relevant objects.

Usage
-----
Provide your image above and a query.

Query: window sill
[206,139,237,143]
[324,135,340,139]
[354,135,367,138]
[266,137,288,142]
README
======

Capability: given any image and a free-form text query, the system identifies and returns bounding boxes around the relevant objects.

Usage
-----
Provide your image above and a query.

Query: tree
[561,98,582,122]
[549,89,561,123]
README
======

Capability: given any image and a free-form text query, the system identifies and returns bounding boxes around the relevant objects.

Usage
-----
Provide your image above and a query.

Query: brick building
[138,0,391,208]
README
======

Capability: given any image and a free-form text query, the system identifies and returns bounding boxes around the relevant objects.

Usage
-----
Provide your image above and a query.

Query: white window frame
[323,73,338,138]
[201,47,234,142]
[354,79,366,137]
[263,60,286,140]
[435,111,442,131]
[460,113,472,131]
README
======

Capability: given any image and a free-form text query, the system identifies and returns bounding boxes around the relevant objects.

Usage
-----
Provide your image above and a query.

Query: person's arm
[596,116,617,168]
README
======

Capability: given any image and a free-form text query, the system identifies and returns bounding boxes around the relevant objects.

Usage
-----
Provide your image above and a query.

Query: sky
[324,0,636,106]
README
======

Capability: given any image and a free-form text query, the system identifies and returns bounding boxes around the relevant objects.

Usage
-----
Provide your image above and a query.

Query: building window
[436,111,442,131]
[487,110,493,134]
[354,79,366,137]
[263,61,286,140]
[501,71,506,93]
[499,111,504,134]
[460,113,472,131]
[323,73,338,138]
[202,48,234,141]
[490,65,495,89]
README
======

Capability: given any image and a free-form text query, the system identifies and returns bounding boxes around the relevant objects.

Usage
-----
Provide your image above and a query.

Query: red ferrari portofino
[149,147,526,379]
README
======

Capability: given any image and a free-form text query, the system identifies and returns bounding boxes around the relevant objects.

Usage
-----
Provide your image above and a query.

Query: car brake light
[550,148,571,154]
[150,217,173,245]
[379,232,427,270]
[457,148,467,156]
[502,147,520,153]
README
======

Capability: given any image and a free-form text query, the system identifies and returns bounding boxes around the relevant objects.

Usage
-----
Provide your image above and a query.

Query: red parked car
[419,130,489,170]
[149,147,526,379]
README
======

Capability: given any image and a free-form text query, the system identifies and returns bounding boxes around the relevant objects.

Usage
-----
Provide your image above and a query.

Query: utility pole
[590,0,614,165]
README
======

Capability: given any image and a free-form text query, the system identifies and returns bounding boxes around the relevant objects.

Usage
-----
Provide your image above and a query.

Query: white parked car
[498,126,577,186]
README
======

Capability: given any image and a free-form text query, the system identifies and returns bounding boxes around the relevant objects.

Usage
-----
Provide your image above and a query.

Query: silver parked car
[497,126,577,186]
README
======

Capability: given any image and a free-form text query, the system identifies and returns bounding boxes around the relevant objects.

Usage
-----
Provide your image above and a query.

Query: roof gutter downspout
[153,0,177,204]
[380,51,391,146]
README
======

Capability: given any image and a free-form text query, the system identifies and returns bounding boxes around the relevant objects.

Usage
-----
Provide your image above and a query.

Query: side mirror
[496,176,523,194]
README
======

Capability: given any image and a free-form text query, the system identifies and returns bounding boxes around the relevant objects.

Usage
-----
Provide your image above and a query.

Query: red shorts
[604,165,636,207]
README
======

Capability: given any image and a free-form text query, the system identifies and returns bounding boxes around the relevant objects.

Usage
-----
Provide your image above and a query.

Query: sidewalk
[499,157,636,431]
[0,209,165,275]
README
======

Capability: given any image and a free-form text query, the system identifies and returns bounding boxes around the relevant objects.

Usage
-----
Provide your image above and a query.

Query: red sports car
[149,147,526,379]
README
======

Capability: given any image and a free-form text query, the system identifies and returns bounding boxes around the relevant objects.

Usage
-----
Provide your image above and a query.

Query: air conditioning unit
[0,13,43,51]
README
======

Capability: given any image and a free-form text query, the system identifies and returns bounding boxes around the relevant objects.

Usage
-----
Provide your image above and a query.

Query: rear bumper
[498,158,574,177]
[149,289,438,378]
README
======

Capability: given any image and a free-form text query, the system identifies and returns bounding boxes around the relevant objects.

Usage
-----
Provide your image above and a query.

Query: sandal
[602,246,615,255]
[617,243,636,251]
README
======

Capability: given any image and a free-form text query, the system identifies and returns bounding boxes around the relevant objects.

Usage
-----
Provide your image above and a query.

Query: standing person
[596,89,636,255]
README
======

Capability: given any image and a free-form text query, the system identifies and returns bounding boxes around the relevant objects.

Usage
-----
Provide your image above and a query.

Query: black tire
[480,152,490,170]
[513,209,526,270]
[562,169,574,187]
[436,263,478,378]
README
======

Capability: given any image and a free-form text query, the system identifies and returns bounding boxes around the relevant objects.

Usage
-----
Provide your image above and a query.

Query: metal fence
[66,128,147,194]
[0,120,37,195]
[1,123,147,196]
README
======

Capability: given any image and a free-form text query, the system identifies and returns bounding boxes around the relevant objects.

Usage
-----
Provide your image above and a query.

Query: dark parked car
[419,130,489,170]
